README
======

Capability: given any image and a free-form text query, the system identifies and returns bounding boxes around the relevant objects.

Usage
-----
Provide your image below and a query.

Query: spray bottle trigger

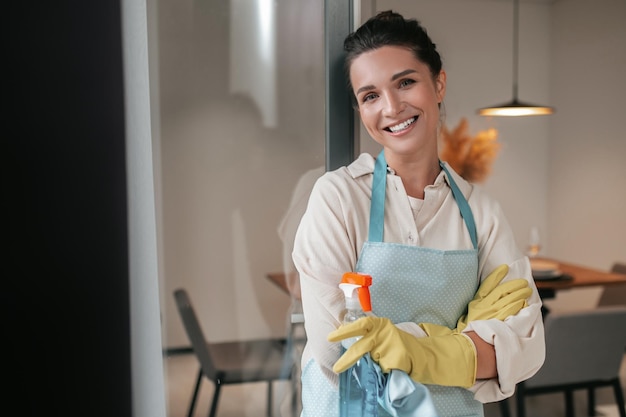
[341,272,373,313]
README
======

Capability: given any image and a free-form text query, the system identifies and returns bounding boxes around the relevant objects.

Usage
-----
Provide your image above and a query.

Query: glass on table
[526,226,542,258]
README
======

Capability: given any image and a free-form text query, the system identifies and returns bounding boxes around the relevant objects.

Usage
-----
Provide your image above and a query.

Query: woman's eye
[399,79,416,88]
[362,93,378,103]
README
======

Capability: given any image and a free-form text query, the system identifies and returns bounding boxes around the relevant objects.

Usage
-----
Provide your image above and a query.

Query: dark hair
[343,10,443,89]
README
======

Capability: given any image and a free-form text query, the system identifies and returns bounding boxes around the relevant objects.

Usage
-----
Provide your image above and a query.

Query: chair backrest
[597,262,626,306]
[174,288,218,378]
[612,263,626,274]
[525,306,626,388]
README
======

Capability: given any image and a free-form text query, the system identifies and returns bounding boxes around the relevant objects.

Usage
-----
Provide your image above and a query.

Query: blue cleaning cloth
[363,355,438,417]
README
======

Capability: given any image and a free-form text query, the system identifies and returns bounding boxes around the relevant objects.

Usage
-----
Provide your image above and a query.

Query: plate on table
[530,259,562,280]
[533,269,564,280]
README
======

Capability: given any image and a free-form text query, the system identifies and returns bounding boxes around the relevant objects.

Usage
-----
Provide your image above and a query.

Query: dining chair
[505,306,626,417]
[173,288,295,417]
[597,262,626,306]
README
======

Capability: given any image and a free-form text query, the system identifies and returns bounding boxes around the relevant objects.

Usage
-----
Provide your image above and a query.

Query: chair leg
[292,381,298,417]
[498,398,511,417]
[291,365,299,417]
[266,381,273,417]
[565,389,574,417]
[209,381,222,417]
[188,369,203,417]
[587,387,596,416]
[612,378,626,417]
[516,384,526,417]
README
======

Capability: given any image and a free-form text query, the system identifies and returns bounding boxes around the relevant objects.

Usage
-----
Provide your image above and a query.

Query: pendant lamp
[478,0,554,116]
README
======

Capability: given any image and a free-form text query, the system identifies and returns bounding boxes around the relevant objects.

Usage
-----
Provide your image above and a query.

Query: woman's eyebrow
[356,84,376,96]
[391,69,417,81]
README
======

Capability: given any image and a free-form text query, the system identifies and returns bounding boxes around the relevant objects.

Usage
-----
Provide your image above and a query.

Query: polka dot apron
[301,151,483,417]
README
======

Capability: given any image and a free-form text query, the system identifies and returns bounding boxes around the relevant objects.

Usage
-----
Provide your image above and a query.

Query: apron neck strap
[368,151,478,249]
[368,150,387,243]
[439,162,478,249]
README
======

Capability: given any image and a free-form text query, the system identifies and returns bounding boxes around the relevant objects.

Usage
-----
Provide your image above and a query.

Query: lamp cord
[512,0,519,101]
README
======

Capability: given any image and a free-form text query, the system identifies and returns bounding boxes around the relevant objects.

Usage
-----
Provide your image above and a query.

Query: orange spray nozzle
[340,272,373,312]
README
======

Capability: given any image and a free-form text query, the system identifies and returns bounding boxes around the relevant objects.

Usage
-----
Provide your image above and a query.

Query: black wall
[7,2,133,416]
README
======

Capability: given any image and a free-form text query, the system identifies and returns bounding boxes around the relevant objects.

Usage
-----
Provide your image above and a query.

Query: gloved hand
[328,316,477,388]
[456,264,532,332]
[418,264,532,336]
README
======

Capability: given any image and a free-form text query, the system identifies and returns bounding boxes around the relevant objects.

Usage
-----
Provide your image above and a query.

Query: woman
[293,11,545,417]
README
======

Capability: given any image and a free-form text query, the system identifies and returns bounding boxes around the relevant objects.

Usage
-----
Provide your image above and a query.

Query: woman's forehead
[349,46,429,83]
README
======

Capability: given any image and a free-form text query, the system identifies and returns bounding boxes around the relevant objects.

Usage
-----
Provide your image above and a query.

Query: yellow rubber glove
[328,316,477,387]
[418,264,532,335]
[456,264,532,332]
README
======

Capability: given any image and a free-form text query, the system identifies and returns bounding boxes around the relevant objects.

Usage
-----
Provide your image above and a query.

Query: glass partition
[154,0,326,415]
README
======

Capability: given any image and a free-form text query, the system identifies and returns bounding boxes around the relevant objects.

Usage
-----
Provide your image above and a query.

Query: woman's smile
[385,116,418,134]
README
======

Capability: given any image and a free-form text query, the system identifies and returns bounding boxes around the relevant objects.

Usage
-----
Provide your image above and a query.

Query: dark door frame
[325,0,356,171]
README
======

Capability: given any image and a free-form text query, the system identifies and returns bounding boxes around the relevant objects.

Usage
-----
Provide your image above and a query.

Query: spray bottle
[338,272,379,417]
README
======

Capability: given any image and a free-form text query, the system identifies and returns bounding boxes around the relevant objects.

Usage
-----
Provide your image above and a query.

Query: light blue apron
[301,151,483,417]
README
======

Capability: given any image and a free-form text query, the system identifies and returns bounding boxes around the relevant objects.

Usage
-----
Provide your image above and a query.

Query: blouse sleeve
[292,172,365,386]
[464,192,546,402]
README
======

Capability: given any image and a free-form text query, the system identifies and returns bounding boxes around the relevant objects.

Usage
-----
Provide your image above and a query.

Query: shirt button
[408,232,414,242]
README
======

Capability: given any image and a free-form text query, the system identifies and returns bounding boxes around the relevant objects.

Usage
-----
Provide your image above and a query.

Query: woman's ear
[436,70,447,103]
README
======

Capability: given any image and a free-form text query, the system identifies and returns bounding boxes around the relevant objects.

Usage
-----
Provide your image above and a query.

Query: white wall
[544,0,626,311]
[156,0,626,347]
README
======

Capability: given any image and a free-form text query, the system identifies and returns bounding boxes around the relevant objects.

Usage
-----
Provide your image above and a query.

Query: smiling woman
[293,10,545,417]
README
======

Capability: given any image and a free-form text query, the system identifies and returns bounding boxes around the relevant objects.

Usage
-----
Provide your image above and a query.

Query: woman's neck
[386,153,441,199]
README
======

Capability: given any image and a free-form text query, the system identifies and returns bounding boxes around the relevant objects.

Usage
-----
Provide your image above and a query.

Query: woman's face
[349,45,446,160]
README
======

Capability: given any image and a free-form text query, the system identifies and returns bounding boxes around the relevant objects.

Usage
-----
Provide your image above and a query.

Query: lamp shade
[477,0,554,117]
[478,98,554,117]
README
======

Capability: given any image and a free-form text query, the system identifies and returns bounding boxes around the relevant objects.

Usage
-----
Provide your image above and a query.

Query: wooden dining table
[531,257,626,299]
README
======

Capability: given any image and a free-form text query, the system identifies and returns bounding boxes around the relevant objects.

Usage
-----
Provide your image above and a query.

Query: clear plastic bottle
[338,272,379,417]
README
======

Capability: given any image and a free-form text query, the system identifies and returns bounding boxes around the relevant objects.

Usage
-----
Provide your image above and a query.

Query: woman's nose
[382,92,405,116]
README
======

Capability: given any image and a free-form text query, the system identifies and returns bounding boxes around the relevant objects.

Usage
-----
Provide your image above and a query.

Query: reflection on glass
[230,0,276,127]
[156,0,324,415]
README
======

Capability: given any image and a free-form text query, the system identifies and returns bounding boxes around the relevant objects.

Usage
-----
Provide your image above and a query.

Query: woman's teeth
[388,117,416,133]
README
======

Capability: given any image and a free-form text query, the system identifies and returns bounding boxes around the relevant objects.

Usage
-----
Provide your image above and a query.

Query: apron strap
[440,161,478,250]
[368,151,387,242]
[368,151,478,249]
